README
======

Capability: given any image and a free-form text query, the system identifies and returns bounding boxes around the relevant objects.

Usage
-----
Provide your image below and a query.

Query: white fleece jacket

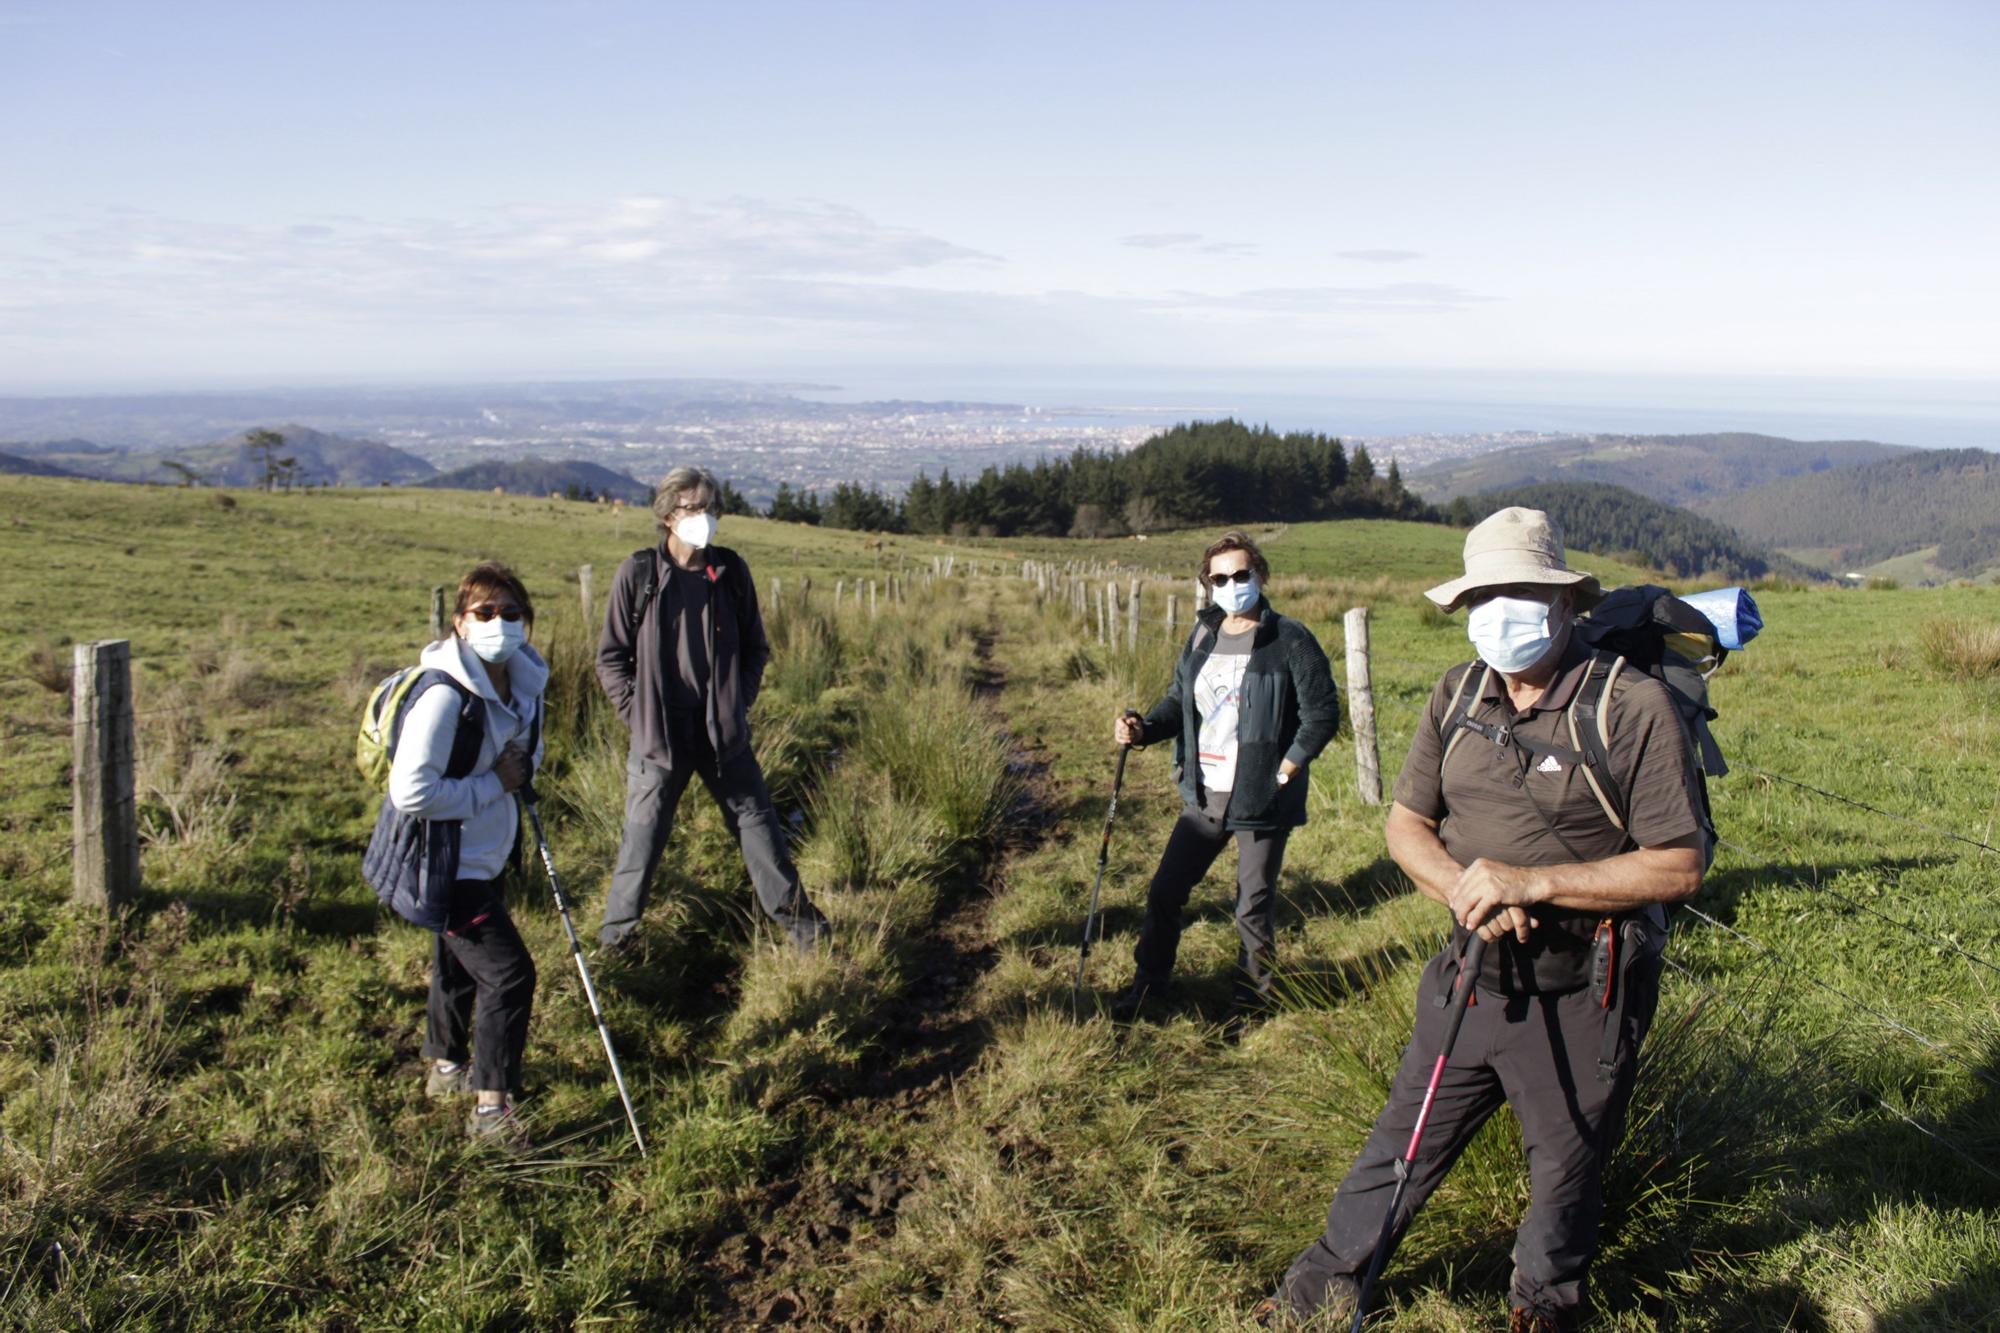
[387,635,548,882]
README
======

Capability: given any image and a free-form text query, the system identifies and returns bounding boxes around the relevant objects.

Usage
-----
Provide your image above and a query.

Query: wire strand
[1660,953,2000,1185]
[1714,834,2000,981]
[1678,901,2000,1092]
[1740,764,1999,856]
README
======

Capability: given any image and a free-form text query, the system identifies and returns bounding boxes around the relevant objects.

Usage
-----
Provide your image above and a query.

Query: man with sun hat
[1270,508,1707,1332]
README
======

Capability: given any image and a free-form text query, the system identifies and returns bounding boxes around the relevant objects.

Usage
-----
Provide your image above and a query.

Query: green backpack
[355,667,482,789]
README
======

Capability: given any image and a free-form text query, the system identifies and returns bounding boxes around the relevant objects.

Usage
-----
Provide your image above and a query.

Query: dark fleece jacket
[596,542,768,769]
[1137,600,1340,829]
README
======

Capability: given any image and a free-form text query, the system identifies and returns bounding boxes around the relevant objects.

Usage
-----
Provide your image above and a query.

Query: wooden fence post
[1127,577,1140,654]
[1166,594,1179,640]
[1345,607,1382,805]
[1096,584,1107,645]
[771,576,782,612]
[73,639,138,910]
[579,563,594,627]
[835,579,845,614]
[429,585,447,641]
[870,580,879,619]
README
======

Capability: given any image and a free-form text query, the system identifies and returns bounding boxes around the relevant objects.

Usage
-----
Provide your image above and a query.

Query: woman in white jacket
[388,562,547,1143]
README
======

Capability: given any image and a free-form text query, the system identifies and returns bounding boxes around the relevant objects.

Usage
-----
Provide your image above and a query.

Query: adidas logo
[1537,754,1563,774]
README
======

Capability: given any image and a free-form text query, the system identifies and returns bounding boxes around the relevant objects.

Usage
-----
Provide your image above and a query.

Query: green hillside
[3,473,1996,1329]
[1696,447,2000,581]
[1462,480,1822,582]
[420,456,651,503]
[0,450,79,478]
[1408,432,1908,506]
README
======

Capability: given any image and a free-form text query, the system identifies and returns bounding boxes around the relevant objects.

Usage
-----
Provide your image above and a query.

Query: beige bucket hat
[1424,506,1601,612]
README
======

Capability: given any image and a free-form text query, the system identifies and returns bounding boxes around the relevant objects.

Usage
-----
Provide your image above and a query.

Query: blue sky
[2,0,1996,391]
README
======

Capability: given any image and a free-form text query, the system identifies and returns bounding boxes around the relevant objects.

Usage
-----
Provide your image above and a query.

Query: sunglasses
[1207,568,1256,588]
[468,605,524,622]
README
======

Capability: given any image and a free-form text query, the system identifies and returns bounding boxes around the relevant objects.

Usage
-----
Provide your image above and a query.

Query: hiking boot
[1254,1272,1359,1327]
[1109,976,1169,1021]
[425,1059,469,1099]
[1509,1306,1573,1333]
[467,1099,531,1150]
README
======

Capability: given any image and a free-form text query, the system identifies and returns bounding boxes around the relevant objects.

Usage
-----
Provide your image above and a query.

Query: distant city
[0,377,1594,506]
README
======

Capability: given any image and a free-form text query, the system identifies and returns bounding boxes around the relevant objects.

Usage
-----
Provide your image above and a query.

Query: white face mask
[1466,593,1560,675]
[463,616,526,664]
[674,512,718,549]
[1212,573,1261,615]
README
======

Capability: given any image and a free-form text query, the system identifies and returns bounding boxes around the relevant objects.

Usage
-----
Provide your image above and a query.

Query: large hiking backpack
[1438,584,1757,867]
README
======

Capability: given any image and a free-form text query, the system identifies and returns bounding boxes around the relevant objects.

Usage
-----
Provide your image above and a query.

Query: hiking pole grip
[1349,933,1487,1333]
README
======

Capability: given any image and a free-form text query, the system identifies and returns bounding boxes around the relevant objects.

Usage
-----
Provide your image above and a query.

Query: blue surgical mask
[1213,575,1261,615]
[464,617,527,664]
[1466,594,1558,674]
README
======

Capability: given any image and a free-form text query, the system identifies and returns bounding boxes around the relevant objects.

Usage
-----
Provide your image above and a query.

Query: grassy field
[2,476,1997,1330]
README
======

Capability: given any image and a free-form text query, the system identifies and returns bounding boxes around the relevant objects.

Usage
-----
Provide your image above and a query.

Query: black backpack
[624,546,755,638]
[1439,584,1731,865]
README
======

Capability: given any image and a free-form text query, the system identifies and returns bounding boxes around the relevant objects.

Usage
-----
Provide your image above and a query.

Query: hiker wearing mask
[596,466,829,953]
[1110,530,1339,1019]
[386,562,546,1144]
[1272,509,1705,1333]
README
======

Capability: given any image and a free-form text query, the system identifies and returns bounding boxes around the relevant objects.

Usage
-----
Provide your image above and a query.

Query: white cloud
[1338,249,1425,263]
[1119,232,1260,256]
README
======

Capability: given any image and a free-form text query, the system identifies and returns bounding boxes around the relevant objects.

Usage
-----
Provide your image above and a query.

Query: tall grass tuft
[1918,616,2000,681]
[856,683,1016,848]
[764,603,845,705]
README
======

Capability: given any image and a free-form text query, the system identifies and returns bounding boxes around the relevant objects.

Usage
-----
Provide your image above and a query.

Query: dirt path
[707,609,1056,1329]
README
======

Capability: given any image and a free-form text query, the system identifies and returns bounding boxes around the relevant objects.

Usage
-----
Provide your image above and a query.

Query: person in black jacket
[1111,530,1339,1018]
[595,466,828,954]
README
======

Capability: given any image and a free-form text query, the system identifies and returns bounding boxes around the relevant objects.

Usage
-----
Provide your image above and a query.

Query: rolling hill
[1408,432,1910,506]
[1462,481,1818,583]
[1695,447,2000,580]
[23,425,436,488]
[0,450,80,478]
[418,456,651,503]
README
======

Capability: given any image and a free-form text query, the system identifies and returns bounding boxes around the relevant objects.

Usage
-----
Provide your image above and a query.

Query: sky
[2,0,1997,394]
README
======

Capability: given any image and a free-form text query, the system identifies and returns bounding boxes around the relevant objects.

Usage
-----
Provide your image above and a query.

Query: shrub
[1918,616,2000,681]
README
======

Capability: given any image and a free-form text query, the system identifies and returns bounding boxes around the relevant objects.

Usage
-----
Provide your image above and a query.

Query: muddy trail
[704,614,1059,1330]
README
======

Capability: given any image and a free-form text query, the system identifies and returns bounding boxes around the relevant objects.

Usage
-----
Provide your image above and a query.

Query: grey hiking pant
[599,732,828,951]
[1131,804,1290,998]
[1280,944,1662,1321]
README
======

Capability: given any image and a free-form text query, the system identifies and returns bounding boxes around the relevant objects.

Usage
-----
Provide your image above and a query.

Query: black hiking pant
[599,723,828,951]
[1280,944,1662,1321]
[1131,804,1290,999]
[422,883,536,1095]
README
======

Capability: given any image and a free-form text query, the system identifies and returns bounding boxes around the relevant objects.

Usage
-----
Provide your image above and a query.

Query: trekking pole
[1072,711,1141,1013]
[1349,933,1487,1333]
[519,786,647,1157]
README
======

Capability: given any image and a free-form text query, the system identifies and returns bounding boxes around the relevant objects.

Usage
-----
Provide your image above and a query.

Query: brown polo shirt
[1393,644,1703,868]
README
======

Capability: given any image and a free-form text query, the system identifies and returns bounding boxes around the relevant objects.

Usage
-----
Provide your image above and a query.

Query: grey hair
[653,466,721,530]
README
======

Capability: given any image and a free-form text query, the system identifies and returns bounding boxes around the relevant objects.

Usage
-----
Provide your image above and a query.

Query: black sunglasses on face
[468,605,524,622]
[1207,568,1255,588]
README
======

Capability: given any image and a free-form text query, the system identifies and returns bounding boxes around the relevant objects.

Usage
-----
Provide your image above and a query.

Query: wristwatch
[1276,771,1291,786]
